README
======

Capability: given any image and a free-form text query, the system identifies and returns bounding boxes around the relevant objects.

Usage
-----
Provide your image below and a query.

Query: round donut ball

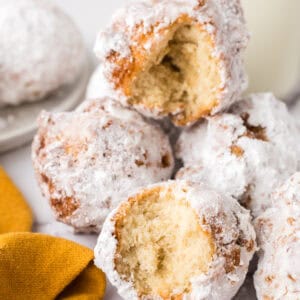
[0,0,85,106]
[95,180,256,300]
[94,0,248,126]
[254,173,300,299]
[32,98,174,232]
[176,93,300,217]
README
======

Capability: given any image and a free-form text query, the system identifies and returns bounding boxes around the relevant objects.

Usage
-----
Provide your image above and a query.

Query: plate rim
[0,54,91,153]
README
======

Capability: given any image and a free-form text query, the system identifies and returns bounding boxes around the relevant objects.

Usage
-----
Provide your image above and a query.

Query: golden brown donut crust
[94,0,249,126]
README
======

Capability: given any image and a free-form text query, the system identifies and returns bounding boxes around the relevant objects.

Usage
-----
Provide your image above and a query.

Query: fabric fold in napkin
[0,232,106,300]
[0,166,33,233]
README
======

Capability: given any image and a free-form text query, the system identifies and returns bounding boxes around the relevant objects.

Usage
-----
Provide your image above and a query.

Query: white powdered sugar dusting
[85,65,109,100]
[254,173,300,299]
[95,212,139,300]
[0,0,85,106]
[176,93,300,217]
[93,0,249,122]
[76,97,145,123]
[95,0,248,60]
[32,98,174,232]
[94,180,256,300]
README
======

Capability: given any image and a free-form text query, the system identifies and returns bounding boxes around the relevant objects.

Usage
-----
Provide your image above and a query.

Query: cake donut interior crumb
[130,22,222,126]
[114,186,215,298]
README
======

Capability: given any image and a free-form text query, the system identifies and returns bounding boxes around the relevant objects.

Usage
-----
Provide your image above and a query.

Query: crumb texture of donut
[95,0,249,126]
[114,186,215,298]
[95,180,256,300]
[129,21,221,126]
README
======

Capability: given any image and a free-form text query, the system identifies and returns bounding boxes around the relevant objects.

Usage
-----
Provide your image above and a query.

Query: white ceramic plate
[0,58,91,154]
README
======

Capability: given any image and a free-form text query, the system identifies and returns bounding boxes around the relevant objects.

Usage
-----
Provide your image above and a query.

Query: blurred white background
[242,0,300,98]
[52,0,127,53]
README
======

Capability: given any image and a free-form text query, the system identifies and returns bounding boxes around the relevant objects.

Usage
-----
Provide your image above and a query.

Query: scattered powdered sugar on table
[34,221,98,249]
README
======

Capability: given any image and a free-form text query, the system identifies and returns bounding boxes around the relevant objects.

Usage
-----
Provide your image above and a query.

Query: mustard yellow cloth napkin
[0,232,106,300]
[0,166,33,233]
[0,167,106,299]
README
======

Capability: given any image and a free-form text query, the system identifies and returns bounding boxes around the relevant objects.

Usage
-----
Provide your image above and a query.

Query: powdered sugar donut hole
[0,0,85,106]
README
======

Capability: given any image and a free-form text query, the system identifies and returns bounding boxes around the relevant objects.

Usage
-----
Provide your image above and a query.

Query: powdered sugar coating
[94,180,256,300]
[176,93,300,217]
[0,0,85,106]
[32,102,174,232]
[94,0,248,123]
[76,97,146,124]
[85,65,112,100]
[254,173,300,299]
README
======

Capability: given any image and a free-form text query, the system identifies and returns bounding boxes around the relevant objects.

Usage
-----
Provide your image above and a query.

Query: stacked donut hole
[176,93,300,218]
[32,0,300,299]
